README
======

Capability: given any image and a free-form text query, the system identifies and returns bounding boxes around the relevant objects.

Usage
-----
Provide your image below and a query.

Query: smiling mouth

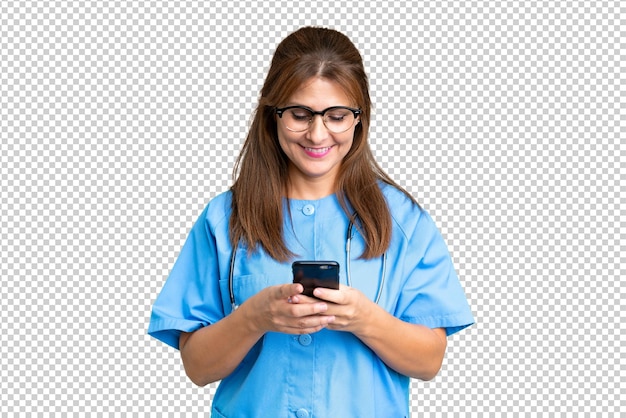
[303,146,333,155]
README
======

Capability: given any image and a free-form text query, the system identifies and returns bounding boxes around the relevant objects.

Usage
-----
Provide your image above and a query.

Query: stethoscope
[228,214,387,311]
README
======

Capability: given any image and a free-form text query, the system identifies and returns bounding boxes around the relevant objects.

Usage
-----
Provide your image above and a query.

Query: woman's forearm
[353,303,448,380]
[179,304,265,386]
[179,283,333,386]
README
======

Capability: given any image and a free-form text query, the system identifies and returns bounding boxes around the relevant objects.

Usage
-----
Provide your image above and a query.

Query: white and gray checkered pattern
[1,0,622,416]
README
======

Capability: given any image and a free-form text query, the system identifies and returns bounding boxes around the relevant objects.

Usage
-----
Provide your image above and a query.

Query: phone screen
[292,261,340,297]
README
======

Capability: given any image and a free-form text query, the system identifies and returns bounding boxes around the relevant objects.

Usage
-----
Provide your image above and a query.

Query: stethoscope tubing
[346,216,386,304]
[229,240,239,310]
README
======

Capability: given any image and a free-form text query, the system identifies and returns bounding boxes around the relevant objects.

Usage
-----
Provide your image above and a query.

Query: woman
[149,26,474,417]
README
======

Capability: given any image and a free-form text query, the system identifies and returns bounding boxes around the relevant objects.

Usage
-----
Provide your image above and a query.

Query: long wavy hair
[230,26,415,262]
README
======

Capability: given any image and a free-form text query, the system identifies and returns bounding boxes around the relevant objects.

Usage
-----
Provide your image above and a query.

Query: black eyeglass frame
[274,105,362,133]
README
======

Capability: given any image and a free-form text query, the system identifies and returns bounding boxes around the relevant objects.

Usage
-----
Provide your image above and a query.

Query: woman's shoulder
[379,181,428,236]
[379,181,421,212]
[203,189,233,227]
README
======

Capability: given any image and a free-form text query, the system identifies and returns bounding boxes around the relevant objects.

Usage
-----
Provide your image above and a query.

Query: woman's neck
[285,177,337,200]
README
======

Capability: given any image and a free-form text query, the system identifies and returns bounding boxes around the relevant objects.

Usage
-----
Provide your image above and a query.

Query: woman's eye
[290,112,310,121]
[327,113,347,121]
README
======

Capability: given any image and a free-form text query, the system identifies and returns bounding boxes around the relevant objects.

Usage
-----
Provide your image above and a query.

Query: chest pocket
[218,240,292,314]
[219,274,272,313]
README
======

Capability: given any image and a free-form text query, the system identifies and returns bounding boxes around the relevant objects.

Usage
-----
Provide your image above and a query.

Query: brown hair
[230,26,416,261]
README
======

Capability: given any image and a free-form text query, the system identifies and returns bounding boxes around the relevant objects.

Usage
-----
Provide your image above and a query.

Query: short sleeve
[147,204,225,349]
[395,210,474,336]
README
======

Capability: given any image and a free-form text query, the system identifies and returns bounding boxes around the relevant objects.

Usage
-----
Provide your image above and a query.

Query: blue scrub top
[148,183,474,418]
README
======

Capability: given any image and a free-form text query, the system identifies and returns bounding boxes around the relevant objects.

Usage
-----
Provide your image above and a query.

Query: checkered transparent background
[1,0,623,416]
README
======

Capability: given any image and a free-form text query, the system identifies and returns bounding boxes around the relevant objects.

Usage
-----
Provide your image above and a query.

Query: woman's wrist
[352,301,388,341]
[234,299,260,336]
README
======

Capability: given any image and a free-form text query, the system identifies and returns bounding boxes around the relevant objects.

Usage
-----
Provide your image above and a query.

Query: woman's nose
[306,115,329,142]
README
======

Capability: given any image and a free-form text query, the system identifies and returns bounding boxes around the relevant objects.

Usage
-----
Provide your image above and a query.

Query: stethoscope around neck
[228,213,387,311]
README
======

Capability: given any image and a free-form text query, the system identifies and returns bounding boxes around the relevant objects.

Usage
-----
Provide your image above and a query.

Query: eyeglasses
[275,106,361,134]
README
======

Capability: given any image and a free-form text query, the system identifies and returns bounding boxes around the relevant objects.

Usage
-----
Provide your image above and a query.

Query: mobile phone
[292,260,340,297]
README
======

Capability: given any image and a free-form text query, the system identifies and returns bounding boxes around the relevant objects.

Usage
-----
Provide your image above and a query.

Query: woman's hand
[303,284,374,334]
[242,283,336,335]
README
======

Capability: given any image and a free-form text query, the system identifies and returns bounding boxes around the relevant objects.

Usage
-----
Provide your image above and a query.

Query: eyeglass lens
[282,107,357,133]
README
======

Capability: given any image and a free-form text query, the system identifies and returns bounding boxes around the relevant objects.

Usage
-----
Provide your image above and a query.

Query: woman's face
[276,77,358,198]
